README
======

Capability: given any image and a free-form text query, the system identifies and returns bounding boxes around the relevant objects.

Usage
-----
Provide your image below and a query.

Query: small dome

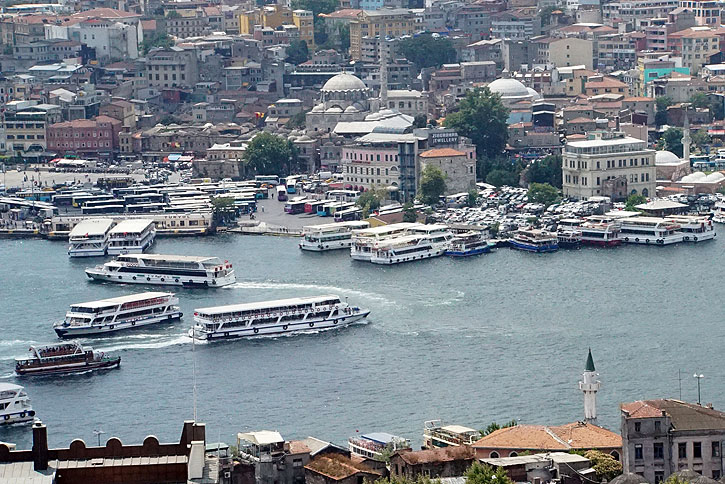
[610,473,648,484]
[326,106,343,113]
[655,150,681,165]
[344,105,359,113]
[671,470,720,484]
[705,172,725,183]
[527,87,542,100]
[322,73,367,92]
[311,104,324,113]
[488,78,530,98]
[681,172,708,182]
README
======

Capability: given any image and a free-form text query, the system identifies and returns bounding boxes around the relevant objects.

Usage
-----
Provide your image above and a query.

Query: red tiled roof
[472,422,622,451]
[395,446,475,465]
[305,454,380,481]
[419,148,466,158]
[319,8,362,18]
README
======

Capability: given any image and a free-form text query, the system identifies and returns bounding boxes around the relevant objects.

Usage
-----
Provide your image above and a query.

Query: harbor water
[0,233,723,449]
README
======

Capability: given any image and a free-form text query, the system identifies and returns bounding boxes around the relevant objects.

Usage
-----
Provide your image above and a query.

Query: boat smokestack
[32,420,49,471]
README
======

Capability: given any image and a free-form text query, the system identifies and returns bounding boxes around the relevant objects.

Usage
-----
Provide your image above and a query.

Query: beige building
[3,103,62,154]
[549,38,594,69]
[239,5,313,48]
[385,90,428,116]
[669,27,719,74]
[145,47,199,89]
[418,148,476,194]
[562,131,656,200]
[349,9,416,60]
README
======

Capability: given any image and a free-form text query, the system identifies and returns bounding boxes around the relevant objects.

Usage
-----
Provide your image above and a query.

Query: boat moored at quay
[619,217,684,245]
[107,219,156,255]
[15,342,120,376]
[579,216,622,247]
[423,420,479,449]
[556,219,582,249]
[665,215,716,242]
[446,231,492,257]
[67,218,115,257]
[190,295,370,341]
[510,228,559,253]
[0,383,34,424]
[299,221,370,251]
[369,225,454,264]
[350,223,420,261]
[85,254,236,287]
[53,292,182,338]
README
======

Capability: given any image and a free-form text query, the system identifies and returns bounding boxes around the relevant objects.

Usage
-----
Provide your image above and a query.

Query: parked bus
[318,201,355,217]
[285,198,308,214]
[304,200,326,214]
[276,185,288,201]
[334,207,362,222]
[326,190,360,202]
[81,204,125,215]
[255,175,280,186]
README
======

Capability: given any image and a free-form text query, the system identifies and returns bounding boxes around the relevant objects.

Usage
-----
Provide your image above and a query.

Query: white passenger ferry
[85,254,236,287]
[665,215,716,242]
[619,217,684,245]
[107,219,156,255]
[580,216,622,247]
[53,292,182,338]
[350,223,420,261]
[713,201,725,223]
[369,225,453,265]
[0,383,34,424]
[68,219,115,257]
[299,221,370,251]
[190,295,370,341]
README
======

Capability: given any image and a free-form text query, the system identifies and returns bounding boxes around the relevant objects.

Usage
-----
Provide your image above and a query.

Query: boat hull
[370,247,447,265]
[446,246,491,257]
[681,232,716,242]
[510,240,558,253]
[193,310,370,341]
[581,238,622,247]
[557,240,581,249]
[620,234,683,245]
[85,268,236,288]
[0,411,35,424]
[54,312,182,338]
[16,358,121,376]
[68,247,107,257]
[299,240,352,251]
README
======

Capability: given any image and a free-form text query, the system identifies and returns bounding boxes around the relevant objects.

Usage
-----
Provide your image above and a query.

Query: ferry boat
[348,433,410,459]
[0,384,34,424]
[510,228,559,253]
[556,219,582,249]
[299,221,370,251]
[619,217,684,245]
[190,295,369,341]
[446,231,492,257]
[423,420,479,449]
[67,219,115,257]
[665,215,716,242]
[713,201,725,223]
[85,254,236,287]
[53,292,182,338]
[107,219,156,255]
[350,223,420,261]
[15,342,120,376]
[579,216,622,247]
[370,226,453,264]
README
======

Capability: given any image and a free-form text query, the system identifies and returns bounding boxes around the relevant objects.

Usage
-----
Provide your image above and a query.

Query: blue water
[0,233,723,450]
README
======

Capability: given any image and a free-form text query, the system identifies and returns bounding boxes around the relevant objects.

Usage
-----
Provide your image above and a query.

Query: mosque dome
[488,78,531,98]
[322,73,367,92]
[527,87,542,100]
[655,150,681,165]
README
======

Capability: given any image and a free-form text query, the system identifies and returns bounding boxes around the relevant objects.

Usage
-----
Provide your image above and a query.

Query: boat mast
[192,330,197,423]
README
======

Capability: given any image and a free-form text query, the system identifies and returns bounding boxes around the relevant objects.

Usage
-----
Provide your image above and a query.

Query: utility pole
[93,429,105,447]
[694,373,704,405]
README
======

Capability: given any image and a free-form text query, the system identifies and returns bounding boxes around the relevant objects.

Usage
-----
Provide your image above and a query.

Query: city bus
[255,175,280,187]
[318,201,355,217]
[81,204,125,215]
[284,198,308,214]
[334,207,362,222]
[304,200,326,214]
[326,190,360,202]
[276,185,288,201]
[72,194,115,208]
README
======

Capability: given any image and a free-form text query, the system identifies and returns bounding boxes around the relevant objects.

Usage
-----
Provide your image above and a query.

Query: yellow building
[239,5,313,48]
[349,9,416,60]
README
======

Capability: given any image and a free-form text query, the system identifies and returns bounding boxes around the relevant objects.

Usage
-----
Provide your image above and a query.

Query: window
[679,443,687,459]
[712,441,720,457]
[654,442,664,459]
[655,472,664,484]
[713,471,721,480]
[293,459,303,468]
[635,444,643,460]
[694,442,702,459]
[490,451,499,458]
[655,420,661,432]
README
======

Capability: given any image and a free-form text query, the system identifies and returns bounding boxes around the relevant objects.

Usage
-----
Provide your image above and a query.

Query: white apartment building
[562,132,656,200]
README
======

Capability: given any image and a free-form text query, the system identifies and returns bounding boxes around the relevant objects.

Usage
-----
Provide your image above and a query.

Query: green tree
[418,165,447,205]
[465,462,514,484]
[584,450,622,482]
[339,24,350,51]
[445,88,509,160]
[538,5,558,26]
[480,420,518,437]
[398,34,456,69]
[211,197,235,225]
[486,169,518,187]
[314,24,328,45]
[141,32,173,55]
[527,182,559,207]
[356,188,387,217]
[689,92,709,109]
[243,132,296,175]
[403,202,418,222]
[655,96,672,126]
[691,128,711,150]
[285,110,308,130]
[285,40,309,65]
[710,96,725,120]
[373,475,440,484]
[467,189,478,207]
[625,193,648,211]
[166,10,181,18]
[659,127,684,157]
[413,114,428,128]
[291,0,337,17]
[525,154,562,188]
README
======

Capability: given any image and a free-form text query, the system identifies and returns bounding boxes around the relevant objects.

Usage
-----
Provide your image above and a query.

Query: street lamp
[694,374,705,405]
[93,429,106,447]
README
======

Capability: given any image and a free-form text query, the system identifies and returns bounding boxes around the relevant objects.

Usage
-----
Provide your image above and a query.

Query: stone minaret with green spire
[579,349,601,423]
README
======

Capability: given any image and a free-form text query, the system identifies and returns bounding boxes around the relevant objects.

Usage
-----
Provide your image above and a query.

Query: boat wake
[225,281,393,305]
[96,335,190,353]
[422,290,465,307]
